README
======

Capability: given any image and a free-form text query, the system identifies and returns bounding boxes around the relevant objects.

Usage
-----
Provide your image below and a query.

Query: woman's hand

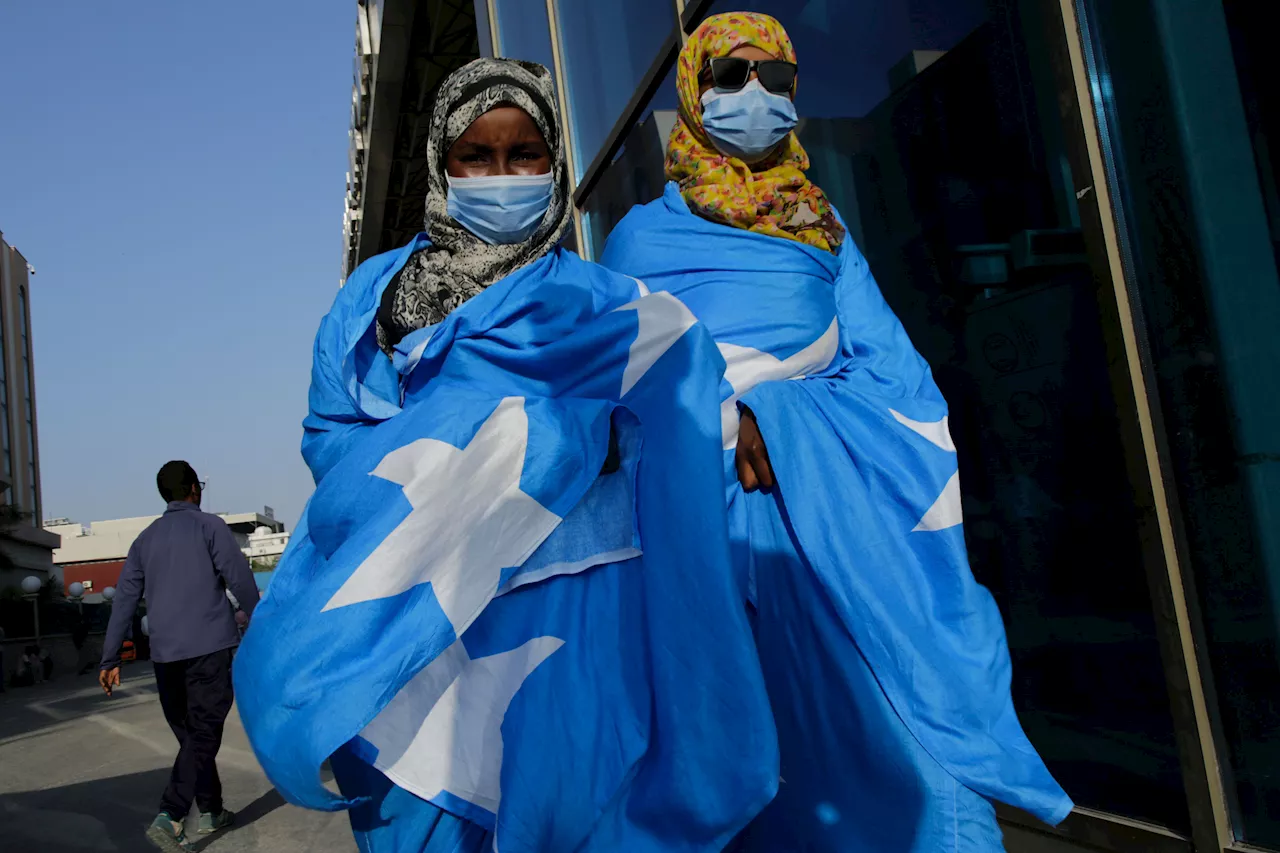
[735,407,775,492]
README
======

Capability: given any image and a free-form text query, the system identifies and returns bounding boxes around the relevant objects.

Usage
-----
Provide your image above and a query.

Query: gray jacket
[100,502,258,669]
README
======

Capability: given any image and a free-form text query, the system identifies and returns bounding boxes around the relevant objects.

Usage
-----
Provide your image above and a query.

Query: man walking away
[98,461,260,852]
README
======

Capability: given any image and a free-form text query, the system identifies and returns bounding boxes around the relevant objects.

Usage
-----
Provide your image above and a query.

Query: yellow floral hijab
[666,12,845,253]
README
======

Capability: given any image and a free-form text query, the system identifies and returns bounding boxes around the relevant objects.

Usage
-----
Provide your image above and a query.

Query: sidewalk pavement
[0,666,357,852]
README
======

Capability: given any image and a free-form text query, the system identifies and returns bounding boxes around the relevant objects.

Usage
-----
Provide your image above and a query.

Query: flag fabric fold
[601,183,1072,848]
[235,243,778,853]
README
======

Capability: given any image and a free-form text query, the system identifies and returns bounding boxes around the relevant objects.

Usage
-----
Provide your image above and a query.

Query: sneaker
[198,809,235,835]
[144,812,187,852]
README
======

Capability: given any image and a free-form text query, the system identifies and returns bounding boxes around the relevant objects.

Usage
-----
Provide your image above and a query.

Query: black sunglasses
[704,57,797,95]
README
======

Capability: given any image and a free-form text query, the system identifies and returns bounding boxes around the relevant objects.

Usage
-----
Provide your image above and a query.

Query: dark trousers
[153,649,234,818]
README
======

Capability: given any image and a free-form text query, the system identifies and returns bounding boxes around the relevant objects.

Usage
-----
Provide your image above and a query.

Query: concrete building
[0,231,58,591]
[47,509,286,602]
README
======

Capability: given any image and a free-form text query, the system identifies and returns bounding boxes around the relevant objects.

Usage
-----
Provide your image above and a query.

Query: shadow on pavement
[188,787,287,852]
[1,768,293,852]
[0,682,162,750]
[0,766,172,852]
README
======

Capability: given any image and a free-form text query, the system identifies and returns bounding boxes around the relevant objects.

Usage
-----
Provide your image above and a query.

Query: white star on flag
[890,409,963,532]
[322,397,561,631]
[615,291,697,397]
[361,635,565,815]
[718,319,840,449]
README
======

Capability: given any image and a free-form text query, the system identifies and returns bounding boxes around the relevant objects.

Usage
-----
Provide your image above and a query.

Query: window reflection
[1083,0,1280,843]
[554,0,675,177]
[493,0,555,81]
[584,61,679,259]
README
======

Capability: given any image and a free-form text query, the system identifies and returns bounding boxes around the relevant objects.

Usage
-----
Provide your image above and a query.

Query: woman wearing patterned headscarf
[240,57,779,853]
[373,58,575,355]
[602,12,1071,852]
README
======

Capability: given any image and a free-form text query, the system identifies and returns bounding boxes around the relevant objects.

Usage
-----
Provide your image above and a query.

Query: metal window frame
[572,0,707,216]
[478,0,496,56]
[570,29,680,210]
[482,0,499,57]
[681,0,715,34]
[999,804,1192,853]
[673,0,689,44]
[497,0,690,258]
[542,0,586,252]
[1057,0,1239,849]
[481,0,584,251]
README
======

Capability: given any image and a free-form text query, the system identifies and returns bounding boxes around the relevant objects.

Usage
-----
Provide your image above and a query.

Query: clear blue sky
[0,2,352,530]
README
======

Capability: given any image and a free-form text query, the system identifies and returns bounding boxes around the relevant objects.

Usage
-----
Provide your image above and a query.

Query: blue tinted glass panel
[493,0,555,78]
[555,0,675,176]
[702,0,985,118]
[648,47,679,114]
[584,57,679,259]
[1082,0,1280,843]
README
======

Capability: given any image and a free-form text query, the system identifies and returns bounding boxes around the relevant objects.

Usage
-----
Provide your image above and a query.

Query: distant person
[98,461,259,852]
[0,624,6,692]
[16,645,40,686]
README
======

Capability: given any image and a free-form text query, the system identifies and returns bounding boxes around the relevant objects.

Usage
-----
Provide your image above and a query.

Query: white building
[46,509,288,601]
[244,524,290,570]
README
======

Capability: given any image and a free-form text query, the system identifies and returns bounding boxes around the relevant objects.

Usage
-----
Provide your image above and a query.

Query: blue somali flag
[601,184,1072,852]
[234,240,778,853]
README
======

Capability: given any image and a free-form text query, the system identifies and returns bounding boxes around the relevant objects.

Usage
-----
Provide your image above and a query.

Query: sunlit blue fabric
[602,183,1073,850]
[236,241,777,853]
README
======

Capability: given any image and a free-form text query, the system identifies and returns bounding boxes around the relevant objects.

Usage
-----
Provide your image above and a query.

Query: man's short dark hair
[157,461,199,503]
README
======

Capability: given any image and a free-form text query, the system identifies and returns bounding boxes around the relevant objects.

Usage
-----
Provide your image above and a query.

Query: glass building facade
[476,1,1280,850]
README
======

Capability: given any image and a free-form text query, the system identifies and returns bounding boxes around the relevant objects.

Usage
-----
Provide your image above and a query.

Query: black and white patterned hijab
[376,58,573,353]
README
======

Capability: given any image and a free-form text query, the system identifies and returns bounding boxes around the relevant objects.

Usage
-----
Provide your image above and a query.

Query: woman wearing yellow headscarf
[601,12,1070,852]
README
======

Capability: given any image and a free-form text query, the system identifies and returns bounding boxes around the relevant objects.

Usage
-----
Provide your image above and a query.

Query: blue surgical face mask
[700,78,798,163]
[445,172,554,245]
